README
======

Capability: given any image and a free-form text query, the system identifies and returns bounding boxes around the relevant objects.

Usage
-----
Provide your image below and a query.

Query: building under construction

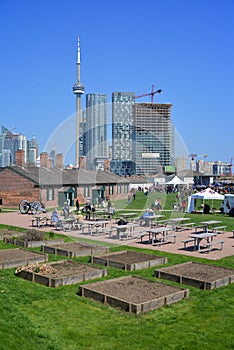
[133,103,174,175]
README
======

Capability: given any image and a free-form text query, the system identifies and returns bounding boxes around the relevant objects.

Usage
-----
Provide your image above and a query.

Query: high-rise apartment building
[0,126,38,167]
[112,92,135,161]
[84,93,108,170]
[133,103,174,175]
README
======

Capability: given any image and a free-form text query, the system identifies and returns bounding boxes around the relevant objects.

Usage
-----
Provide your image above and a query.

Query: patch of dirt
[0,229,25,239]
[0,248,45,262]
[158,262,234,282]
[16,260,100,278]
[81,276,185,304]
[97,250,162,264]
[50,242,100,251]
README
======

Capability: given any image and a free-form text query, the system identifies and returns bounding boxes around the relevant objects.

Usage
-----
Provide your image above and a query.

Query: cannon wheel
[30,201,41,215]
[19,200,30,214]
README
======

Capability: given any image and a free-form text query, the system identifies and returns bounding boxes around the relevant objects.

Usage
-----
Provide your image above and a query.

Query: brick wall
[0,168,40,207]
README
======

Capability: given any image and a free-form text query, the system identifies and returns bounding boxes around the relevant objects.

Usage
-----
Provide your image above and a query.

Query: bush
[21,229,45,242]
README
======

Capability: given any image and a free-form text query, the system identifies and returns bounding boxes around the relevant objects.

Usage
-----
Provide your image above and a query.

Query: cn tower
[73,37,85,167]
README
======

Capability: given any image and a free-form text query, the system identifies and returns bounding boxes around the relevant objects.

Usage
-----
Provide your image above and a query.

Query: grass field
[0,192,233,350]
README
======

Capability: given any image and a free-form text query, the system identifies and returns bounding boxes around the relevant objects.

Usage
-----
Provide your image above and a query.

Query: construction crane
[135,84,162,103]
[230,157,233,178]
[188,154,208,161]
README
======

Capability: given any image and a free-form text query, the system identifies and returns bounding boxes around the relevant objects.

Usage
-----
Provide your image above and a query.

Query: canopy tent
[165,175,185,185]
[188,188,224,213]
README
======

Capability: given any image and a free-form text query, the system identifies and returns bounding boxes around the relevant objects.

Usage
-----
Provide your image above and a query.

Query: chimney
[40,152,49,168]
[79,156,86,170]
[15,150,25,167]
[104,159,110,171]
[48,158,53,168]
[56,153,64,169]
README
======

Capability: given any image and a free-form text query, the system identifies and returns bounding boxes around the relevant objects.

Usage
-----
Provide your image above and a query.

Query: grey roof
[62,169,129,185]
[177,169,204,177]
[2,166,129,187]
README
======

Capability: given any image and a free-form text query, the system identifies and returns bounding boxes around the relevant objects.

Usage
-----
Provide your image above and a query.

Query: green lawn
[0,192,233,350]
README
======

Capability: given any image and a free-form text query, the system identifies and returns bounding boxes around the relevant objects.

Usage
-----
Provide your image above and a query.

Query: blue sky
[0,0,233,167]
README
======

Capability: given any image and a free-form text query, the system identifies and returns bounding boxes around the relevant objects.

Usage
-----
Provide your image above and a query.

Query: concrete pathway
[0,211,233,261]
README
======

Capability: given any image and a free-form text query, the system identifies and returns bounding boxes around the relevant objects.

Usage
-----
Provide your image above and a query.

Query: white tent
[188,188,224,213]
[165,175,185,185]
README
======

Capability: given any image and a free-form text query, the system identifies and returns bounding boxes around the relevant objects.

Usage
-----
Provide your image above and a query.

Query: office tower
[133,103,174,175]
[27,135,38,166]
[112,92,135,161]
[73,37,85,167]
[0,126,27,165]
[85,93,108,170]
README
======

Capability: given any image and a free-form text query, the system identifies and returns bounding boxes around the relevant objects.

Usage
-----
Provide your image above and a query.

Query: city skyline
[0,0,233,167]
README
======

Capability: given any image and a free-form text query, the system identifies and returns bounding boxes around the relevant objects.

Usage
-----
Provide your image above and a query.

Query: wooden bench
[212,226,227,234]
[205,240,224,253]
[181,238,195,249]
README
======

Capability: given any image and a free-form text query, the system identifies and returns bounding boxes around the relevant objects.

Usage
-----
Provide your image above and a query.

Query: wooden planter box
[78,275,189,314]
[4,237,64,248]
[16,260,108,287]
[155,262,234,290]
[91,250,168,271]
[42,242,109,257]
[0,248,48,269]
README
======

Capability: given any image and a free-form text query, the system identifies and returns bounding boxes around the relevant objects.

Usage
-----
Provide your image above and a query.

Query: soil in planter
[16,260,105,278]
[155,262,234,289]
[16,260,107,287]
[92,250,167,270]
[0,248,48,269]
[78,275,189,314]
[156,262,234,282]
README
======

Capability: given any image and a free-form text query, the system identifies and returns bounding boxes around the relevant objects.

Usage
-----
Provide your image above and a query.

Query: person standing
[75,198,80,212]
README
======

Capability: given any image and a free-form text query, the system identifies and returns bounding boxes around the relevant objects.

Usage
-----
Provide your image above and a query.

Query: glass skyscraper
[112,92,135,161]
[133,103,174,175]
[85,93,108,170]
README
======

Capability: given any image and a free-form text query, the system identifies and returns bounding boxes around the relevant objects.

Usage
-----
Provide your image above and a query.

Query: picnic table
[111,223,137,239]
[120,212,137,220]
[143,226,176,245]
[55,218,75,231]
[32,215,51,228]
[82,220,109,235]
[167,217,191,230]
[142,214,164,227]
[196,220,222,233]
[188,232,217,251]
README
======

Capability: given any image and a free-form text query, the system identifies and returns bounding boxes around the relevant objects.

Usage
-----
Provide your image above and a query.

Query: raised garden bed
[16,260,107,287]
[0,229,25,240]
[91,250,168,271]
[3,237,64,248]
[78,275,189,314]
[42,242,109,257]
[0,248,48,269]
[155,262,234,290]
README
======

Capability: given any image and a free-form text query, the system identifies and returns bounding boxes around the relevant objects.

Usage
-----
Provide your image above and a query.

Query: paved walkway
[0,211,233,260]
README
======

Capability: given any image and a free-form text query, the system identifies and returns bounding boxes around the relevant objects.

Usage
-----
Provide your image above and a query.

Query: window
[47,188,54,201]
[117,185,121,194]
[109,185,114,195]
[84,186,90,198]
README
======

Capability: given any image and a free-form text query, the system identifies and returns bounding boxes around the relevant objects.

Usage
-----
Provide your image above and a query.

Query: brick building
[0,166,130,208]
